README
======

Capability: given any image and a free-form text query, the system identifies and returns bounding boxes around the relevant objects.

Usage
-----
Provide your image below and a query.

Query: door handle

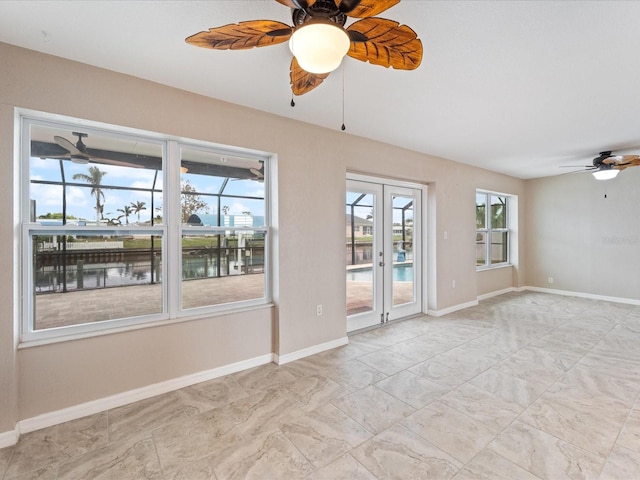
[379,261,385,267]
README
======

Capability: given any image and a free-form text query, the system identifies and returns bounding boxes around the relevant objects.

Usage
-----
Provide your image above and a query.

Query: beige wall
[0,42,525,432]
[525,168,640,300]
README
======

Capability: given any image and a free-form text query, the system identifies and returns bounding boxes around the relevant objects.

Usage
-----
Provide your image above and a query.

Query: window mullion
[485,193,491,266]
[167,140,181,317]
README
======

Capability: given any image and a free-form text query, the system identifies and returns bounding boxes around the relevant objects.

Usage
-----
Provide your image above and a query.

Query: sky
[30,157,266,224]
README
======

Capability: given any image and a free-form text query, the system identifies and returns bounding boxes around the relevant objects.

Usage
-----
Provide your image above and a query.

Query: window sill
[476,263,513,272]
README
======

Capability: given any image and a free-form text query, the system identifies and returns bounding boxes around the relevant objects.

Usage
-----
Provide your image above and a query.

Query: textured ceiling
[2,1,640,179]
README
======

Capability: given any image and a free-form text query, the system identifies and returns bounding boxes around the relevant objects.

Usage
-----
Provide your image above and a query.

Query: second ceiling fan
[185,0,423,96]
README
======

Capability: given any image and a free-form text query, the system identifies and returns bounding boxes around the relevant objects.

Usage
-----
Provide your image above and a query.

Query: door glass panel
[346,191,375,316]
[392,195,415,306]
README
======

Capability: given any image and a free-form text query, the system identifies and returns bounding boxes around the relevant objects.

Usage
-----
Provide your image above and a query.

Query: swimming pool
[346,263,414,282]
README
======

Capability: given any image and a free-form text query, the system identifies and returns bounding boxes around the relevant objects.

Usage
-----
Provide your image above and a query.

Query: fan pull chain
[291,96,295,108]
[341,64,346,131]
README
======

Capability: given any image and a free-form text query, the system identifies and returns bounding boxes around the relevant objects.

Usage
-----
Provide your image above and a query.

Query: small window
[476,191,510,268]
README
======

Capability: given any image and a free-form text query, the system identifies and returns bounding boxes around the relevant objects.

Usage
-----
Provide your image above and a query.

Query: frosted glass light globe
[289,21,350,74]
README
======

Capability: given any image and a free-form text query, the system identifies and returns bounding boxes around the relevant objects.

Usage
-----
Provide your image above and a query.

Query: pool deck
[34,273,414,330]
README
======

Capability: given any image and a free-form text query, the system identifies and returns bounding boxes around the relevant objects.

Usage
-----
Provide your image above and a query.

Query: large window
[21,115,270,342]
[476,191,509,268]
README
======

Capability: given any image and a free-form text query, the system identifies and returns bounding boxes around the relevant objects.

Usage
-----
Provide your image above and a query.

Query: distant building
[346,214,373,238]
[186,213,265,228]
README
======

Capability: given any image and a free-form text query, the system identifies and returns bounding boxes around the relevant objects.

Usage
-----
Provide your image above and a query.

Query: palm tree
[130,200,147,223]
[72,166,107,223]
[117,205,133,224]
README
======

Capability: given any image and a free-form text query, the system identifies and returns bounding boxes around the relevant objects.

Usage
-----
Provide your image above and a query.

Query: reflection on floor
[4,291,640,479]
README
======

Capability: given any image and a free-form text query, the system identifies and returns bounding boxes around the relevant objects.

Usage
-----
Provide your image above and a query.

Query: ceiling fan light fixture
[70,154,89,165]
[592,166,619,180]
[289,20,350,74]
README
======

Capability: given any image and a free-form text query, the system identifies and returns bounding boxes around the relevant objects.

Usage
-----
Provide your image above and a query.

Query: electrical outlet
[444,231,448,240]
[452,280,456,288]
[548,276,554,284]
[316,304,323,316]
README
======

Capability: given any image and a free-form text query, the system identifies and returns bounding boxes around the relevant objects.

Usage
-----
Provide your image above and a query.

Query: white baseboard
[524,286,640,305]
[17,353,273,435]
[0,428,18,448]
[427,299,479,317]
[477,287,516,302]
[275,336,349,365]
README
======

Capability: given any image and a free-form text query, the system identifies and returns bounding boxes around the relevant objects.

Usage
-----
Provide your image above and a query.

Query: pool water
[347,263,414,282]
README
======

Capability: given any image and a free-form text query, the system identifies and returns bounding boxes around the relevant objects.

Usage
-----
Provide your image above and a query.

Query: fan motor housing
[292,0,347,27]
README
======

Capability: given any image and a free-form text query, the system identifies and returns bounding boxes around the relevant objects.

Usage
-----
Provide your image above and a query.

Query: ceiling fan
[53,132,143,168]
[561,151,640,180]
[185,0,423,96]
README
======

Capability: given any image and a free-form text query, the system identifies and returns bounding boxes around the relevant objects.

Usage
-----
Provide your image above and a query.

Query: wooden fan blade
[185,20,292,50]
[338,0,399,18]
[347,18,422,70]
[276,0,316,8]
[613,155,640,170]
[290,57,329,95]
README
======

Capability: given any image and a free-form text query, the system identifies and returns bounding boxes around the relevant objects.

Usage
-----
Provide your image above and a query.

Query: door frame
[346,172,428,331]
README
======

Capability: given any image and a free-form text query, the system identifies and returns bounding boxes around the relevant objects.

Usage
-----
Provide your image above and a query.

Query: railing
[34,245,264,294]
[39,241,124,251]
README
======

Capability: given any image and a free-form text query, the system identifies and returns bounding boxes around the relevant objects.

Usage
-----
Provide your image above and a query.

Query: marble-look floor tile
[409,352,497,388]
[591,334,640,363]
[350,325,419,349]
[495,346,581,385]
[228,389,305,437]
[559,315,618,334]
[164,457,217,480]
[375,370,450,409]
[177,375,249,413]
[323,360,388,391]
[232,362,297,393]
[470,368,548,408]
[530,327,604,355]
[351,424,462,480]
[6,412,108,479]
[108,392,195,444]
[278,373,349,412]
[357,349,419,376]
[403,401,496,463]
[281,404,373,468]
[211,429,314,480]
[153,405,242,475]
[489,421,605,480]
[386,335,453,362]
[4,464,57,480]
[0,447,13,476]
[519,397,622,458]
[598,444,640,479]
[331,385,415,434]
[56,413,109,458]
[543,366,639,413]
[617,407,640,453]
[4,428,71,479]
[452,448,541,480]
[576,353,640,385]
[56,437,163,479]
[304,454,377,480]
[438,384,523,434]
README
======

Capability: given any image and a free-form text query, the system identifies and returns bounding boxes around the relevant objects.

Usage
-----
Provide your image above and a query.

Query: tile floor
[3,291,640,479]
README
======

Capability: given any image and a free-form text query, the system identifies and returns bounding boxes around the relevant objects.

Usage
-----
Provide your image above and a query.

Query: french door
[346,178,422,332]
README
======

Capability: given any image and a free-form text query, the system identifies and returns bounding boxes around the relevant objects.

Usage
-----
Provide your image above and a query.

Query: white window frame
[476,190,511,270]
[19,111,271,344]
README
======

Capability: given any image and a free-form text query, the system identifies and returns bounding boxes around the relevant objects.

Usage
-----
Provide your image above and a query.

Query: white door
[346,179,422,332]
